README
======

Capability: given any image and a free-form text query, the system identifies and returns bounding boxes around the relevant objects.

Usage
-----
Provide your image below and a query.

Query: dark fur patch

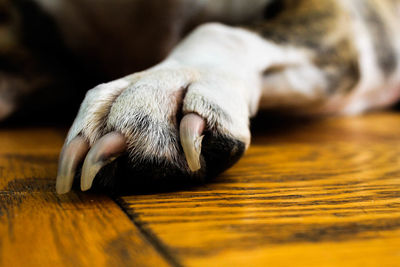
[263,0,285,20]
[256,0,336,48]
[82,132,245,195]
[0,4,11,23]
[1,0,101,123]
[201,132,245,177]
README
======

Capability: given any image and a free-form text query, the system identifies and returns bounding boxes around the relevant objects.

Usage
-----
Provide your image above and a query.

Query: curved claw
[180,113,206,172]
[81,132,127,191]
[56,136,89,194]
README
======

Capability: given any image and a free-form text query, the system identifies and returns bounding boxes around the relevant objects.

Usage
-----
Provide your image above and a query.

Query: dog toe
[57,67,250,193]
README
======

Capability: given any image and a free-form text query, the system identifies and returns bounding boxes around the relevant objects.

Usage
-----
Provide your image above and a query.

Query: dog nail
[56,136,89,194]
[81,132,126,191]
[180,113,205,172]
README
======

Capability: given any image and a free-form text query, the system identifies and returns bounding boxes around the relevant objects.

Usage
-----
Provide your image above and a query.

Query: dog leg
[57,0,399,193]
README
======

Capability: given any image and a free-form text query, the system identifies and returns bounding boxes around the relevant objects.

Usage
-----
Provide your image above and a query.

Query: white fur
[66,77,132,144]
[336,0,400,114]
[260,64,328,109]
[169,24,327,116]
[66,22,328,158]
[43,0,400,183]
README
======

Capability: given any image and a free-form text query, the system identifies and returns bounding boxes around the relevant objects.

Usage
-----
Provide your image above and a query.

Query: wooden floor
[1,112,400,267]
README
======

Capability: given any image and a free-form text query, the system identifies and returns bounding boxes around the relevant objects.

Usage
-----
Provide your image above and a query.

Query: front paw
[56,62,251,193]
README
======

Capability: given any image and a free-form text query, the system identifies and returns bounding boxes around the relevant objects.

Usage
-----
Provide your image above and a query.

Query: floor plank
[0,129,171,267]
[119,112,400,267]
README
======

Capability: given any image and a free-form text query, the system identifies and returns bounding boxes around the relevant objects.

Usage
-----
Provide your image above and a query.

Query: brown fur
[250,0,360,95]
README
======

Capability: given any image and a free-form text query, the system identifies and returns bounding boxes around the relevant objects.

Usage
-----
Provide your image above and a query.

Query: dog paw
[56,61,251,193]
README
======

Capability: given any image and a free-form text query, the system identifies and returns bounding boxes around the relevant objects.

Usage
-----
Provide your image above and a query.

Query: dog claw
[81,132,126,191]
[56,136,89,194]
[180,113,205,172]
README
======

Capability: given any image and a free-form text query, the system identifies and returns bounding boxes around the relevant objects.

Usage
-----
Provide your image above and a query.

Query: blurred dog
[1,0,399,193]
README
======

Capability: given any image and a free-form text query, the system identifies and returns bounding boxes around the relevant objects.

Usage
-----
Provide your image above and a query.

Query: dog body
[1,0,400,193]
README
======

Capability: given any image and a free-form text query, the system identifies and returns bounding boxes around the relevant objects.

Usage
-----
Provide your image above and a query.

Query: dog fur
[1,0,400,193]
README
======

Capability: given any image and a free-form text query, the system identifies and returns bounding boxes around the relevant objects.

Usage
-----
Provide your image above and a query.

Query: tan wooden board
[120,112,400,267]
[0,128,171,267]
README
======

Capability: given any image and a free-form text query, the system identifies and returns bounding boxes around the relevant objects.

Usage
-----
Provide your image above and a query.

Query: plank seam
[114,197,184,267]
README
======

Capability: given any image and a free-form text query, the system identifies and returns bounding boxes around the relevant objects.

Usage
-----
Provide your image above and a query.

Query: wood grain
[119,112,400,267]
[0,128,171,267]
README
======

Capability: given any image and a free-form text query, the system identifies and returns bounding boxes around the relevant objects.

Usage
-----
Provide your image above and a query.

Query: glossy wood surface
[120,112,400,267]
[0,129,170,267]
[1,112,400,267]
